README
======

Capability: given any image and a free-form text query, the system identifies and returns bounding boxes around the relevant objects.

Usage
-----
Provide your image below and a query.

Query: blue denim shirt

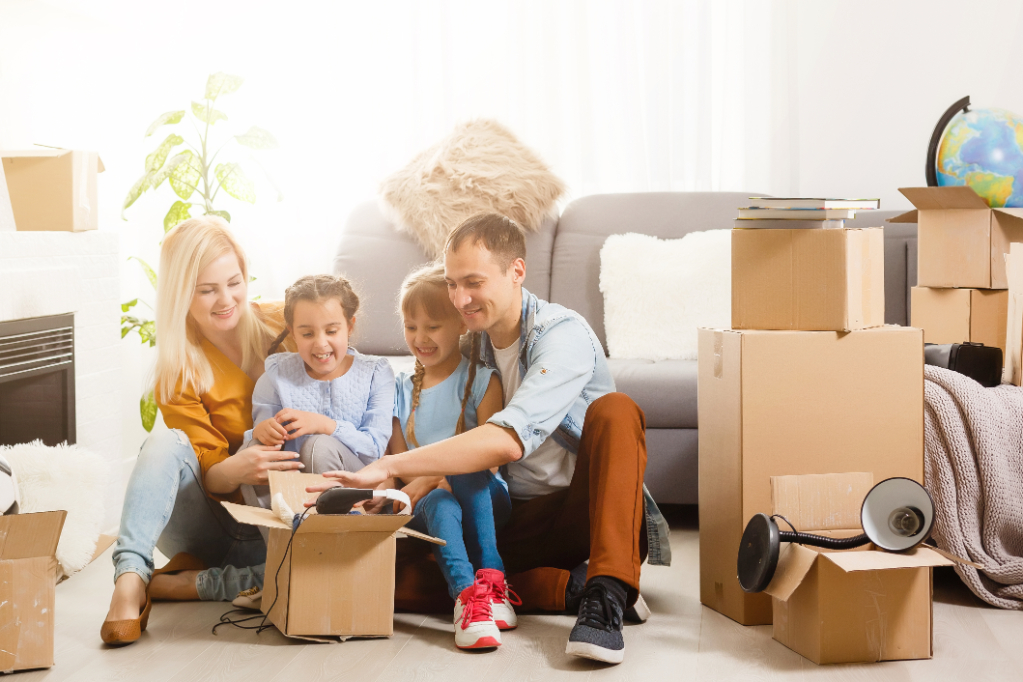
[482,288,671,566]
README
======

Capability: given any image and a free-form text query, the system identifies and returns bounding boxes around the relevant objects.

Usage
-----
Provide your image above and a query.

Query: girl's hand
[254,418,288,446]
[355,477,399,514]
[275,408,336,440]
[224,443,303,487]
[398,476,446,514]
[303,461,390,504]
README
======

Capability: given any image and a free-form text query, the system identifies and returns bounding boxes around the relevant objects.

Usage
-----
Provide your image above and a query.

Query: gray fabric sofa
[333,194,918,505]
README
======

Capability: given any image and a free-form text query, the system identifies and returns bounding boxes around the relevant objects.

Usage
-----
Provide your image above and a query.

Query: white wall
[1,0,1022,517]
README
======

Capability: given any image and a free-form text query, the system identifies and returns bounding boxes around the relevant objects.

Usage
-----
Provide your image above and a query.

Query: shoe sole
[494,620,516,630]
[457,636,501,649]
[565,640,624,665]
[624,594,651,623]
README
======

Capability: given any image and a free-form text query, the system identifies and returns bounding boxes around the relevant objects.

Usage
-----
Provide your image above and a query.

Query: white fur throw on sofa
[379,119,566,259]
[599,230,731,361]
[1,440,109,578]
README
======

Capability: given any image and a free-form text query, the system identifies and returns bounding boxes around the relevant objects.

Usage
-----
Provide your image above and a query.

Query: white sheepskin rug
[379,119,566,259]
[1,440,109,578]
[599,230,732,361]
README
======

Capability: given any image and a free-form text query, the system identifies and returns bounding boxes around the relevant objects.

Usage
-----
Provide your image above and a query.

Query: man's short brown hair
[444,213,526,271]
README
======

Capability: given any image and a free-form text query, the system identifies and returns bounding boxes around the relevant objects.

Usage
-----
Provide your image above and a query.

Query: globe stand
[927,96,971,186]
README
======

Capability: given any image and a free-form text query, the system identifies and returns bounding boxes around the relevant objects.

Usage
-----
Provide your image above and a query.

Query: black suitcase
[924,342,1003,388]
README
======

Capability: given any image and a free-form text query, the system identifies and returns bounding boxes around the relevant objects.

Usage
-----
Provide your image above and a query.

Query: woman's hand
[275,408,336,440]
[304,459,390,504]
[397,476,447,514]
[253,418,288,446]
[210,443,304,492]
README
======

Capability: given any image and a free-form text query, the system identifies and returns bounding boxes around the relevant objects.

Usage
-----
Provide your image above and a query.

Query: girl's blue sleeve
[244,358,284,446]
[331,358,396,464]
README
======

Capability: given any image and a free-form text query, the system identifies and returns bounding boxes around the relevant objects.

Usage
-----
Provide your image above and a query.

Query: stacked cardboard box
[894,186,1023,356]
[698,200,926,660]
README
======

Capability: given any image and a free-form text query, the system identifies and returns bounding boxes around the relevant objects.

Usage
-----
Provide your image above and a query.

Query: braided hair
[268,274,360,355]
[399,263,480,448]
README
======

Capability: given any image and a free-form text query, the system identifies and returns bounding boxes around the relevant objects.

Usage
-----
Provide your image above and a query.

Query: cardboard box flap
[994,207,1023,225]
[888,210,918,224]
[269,471,329,513]
[764,542,818,602]
[771,472,874,531]
[1,148,105,172]
[221,501,291,531]
[822,546,954,573]
[0,510,67,559]
[899,186,990,210]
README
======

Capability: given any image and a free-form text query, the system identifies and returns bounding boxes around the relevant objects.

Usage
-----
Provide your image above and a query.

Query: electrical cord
[770,514,870,551]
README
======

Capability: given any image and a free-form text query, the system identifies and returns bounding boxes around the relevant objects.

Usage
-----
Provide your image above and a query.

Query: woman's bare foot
[150,570,201,601]
[105,572,148,622]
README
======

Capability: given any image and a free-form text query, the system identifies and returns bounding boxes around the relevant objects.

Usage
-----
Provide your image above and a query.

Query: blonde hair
[267,274,360,355]
[398,263,479,448]
[154,215,277,403]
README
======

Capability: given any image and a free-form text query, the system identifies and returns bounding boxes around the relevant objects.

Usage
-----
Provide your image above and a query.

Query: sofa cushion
[608,358,698,429]
[551,192,763,350]
[334,201,557,355]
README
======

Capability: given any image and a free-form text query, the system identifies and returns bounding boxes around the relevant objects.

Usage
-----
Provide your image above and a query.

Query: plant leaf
[214,163,256,203]
[138,320,157,347]
[207,209,231,222]
[145,133,185,173]
[121,171,152,219]
[235,126,279,150]
[191,101,228,125]
[140,391,158,432]
[205,72,244,100]
[145,110,185,137]
[121,298,138,313]
[151,152,188,190]
[163,201,193,232]
[129,256,158,290]
[169,149,201,200]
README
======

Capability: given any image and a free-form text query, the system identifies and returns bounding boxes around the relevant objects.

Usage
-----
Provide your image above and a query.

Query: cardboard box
[890,186,1023,289]
[0,510,66,673]
[731,227,885,331]
[766,473,953,664]
[697,326,923,625]
[910,286,1008,355]
[1004,243,1023,385]
[1,150,105,231]
[222,472,442,640]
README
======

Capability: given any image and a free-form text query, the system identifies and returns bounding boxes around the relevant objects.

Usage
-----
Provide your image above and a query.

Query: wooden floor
[22,507,1022,681]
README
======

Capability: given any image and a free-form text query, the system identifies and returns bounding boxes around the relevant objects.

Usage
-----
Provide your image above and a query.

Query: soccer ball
[0,454,19,515]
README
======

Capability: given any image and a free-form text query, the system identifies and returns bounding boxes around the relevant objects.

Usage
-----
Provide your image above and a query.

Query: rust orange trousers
[394,392,648,613]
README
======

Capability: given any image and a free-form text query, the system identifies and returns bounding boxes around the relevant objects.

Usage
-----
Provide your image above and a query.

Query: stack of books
[735,197,880,229]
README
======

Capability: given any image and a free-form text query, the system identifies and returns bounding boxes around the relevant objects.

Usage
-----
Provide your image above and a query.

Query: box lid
[891,186,1023,224]
[0,149,105,172]
[821,546,954,573]
[221,472,444,545]
[0,510,66,560]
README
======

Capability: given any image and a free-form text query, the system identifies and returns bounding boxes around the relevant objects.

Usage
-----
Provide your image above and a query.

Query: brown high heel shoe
[100,553,205,646]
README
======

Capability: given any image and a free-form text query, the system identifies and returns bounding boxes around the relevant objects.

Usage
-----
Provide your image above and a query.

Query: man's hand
[275,408,336,440]
[304,459,391,505]
[253,418,287,446]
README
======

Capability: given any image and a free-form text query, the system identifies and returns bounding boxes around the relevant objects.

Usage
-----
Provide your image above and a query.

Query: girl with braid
[389,263,513,651]
[239,274,394,510]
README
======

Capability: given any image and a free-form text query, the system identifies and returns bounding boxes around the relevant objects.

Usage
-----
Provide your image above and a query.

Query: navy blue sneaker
[565,577,626,664]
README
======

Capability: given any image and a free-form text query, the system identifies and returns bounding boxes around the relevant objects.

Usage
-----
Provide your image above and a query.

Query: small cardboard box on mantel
[765,473,953,665]
[1,149,105,231]
[0,510,67,673]
[221,472,444,640]
[890,186,1023,289]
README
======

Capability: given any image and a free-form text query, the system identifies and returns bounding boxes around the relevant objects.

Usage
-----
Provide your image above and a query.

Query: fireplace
[0,314,75,447]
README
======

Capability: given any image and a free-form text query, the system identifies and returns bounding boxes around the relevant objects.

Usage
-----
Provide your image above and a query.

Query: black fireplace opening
[0,314,75,448]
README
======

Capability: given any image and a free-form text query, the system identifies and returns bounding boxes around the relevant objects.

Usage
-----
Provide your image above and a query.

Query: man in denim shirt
[316,213,670,665]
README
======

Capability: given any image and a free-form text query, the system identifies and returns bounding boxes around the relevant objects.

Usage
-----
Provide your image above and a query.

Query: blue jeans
[405,471,512,599]
[112,429,267,601]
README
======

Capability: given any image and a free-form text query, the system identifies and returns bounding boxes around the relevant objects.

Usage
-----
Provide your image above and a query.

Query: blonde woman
[101,216,302,646]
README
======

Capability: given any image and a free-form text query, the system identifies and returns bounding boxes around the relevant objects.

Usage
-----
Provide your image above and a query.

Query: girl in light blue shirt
[391,263,514,651]
[240,274,393,507]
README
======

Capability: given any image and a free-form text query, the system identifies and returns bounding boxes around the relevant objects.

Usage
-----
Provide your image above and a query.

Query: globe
[936,106,1023,207]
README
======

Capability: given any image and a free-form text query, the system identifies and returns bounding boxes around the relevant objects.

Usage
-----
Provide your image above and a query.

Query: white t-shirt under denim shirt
[492,340,576,499]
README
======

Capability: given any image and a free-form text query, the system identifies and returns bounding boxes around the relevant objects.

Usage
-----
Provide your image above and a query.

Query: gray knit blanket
[924,365,1023,609]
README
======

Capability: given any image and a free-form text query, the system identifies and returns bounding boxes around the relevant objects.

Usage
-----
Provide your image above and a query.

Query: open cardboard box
[910,286,1008,355]
[0,510,66,673]
[1003,243,1023,385]
[764,473,953,665]
[222,472,443,641]
[1,149,105,231]
[731,227,885,331]
[891,186,1023,289]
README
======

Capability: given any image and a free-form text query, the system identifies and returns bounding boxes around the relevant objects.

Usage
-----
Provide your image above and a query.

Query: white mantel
[0,230,123,529]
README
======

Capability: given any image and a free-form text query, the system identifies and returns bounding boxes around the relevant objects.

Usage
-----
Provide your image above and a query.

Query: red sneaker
[453,582,501,649]
[476,568,521,630]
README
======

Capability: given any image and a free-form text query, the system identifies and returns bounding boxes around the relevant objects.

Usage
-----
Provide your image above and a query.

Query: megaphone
[737,477,935,593]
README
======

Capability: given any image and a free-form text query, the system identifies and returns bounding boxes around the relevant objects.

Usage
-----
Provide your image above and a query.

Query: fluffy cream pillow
[379,119,565,259]
[599,230,731,361]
